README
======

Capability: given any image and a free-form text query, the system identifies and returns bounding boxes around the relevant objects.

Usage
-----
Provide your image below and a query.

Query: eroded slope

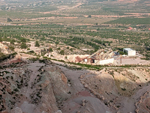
[80,67,150,113]
[0,60,70,113]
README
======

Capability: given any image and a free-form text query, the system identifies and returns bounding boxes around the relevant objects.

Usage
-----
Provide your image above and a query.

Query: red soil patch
[77,91,91,97]
[0,58,24,66]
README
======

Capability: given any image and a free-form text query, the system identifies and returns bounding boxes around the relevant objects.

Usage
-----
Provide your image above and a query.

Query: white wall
[123,48,136,56]
[84,59,87,62]
[95,58,114,65]
[128,50,136,56]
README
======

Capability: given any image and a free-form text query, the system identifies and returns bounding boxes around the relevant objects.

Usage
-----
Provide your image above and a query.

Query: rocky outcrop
[0,61,70,113]
[11,107,22,113]
[45,66,70,103]
[61,73,68,84]
[135,91,150,113]
[36,74,59,113]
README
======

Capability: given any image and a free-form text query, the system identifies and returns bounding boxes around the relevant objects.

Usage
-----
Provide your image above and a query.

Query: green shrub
[60,50,64,55]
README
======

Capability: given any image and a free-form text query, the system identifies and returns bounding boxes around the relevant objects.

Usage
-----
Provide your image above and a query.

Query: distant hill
[2,0,150,3]
[86,0,150,4]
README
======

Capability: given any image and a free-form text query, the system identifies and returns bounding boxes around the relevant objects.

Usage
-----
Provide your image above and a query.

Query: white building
[83,49,115,65]
[123,48,136,56]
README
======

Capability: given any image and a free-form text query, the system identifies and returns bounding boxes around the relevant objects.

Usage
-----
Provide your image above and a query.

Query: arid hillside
[80,67,150,113]
[0,60,70,113]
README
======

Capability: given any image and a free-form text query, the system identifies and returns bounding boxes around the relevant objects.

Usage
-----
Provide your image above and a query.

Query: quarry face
[0,59,150,113]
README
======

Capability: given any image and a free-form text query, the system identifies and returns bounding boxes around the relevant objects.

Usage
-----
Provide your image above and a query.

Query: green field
[0,0,150,59]
[105,17,150,24]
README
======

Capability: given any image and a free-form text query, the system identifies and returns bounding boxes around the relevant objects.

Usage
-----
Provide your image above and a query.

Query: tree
[35,41,40,47]
[10,39,15,44]
[60,50,64,55]
[69,36,73,38]
[7,18,12,22]
[88,15,91,18]
[70,48,73,51]
[21,38,26,43]
[55,41,59,45]
[0,38,2,42]
[21,43,27,49]
[8,45,15,51]
[49,48,53,52]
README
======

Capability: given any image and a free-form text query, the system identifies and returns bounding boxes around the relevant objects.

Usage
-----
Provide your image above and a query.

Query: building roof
[124,48,135,51]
